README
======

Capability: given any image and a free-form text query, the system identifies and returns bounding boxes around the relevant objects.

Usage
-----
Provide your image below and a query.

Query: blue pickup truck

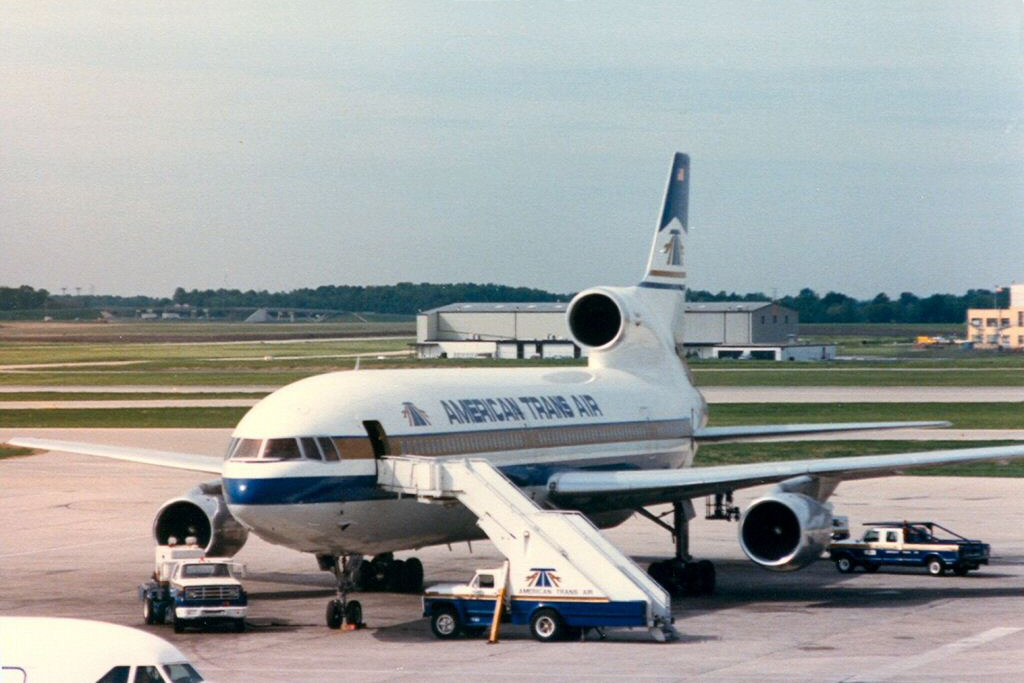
[828,521,990,576]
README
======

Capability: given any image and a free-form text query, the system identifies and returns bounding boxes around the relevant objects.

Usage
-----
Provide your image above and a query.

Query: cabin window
[263,438,301,460]
[478,574,495,589]
[97,667,130,683]
[163,663,204,683]
[863,530,879,542]
[885,531,898,543]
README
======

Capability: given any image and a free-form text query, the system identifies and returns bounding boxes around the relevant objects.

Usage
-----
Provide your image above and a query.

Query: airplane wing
[6,437,222,474]
[547,443,1024,511]
[693,420,950,442]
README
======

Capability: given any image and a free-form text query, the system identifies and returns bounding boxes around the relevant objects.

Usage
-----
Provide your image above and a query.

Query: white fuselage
[222,364,706,556]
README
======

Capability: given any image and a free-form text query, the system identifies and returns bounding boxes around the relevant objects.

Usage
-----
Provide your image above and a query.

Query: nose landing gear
[317,554,365,630]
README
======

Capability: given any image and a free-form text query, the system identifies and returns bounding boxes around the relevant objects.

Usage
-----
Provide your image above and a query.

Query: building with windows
[966,283,1024,350]
[414,301,833,360]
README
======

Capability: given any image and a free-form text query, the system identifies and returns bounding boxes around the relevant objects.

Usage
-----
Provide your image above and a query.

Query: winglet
[642,152,689,290]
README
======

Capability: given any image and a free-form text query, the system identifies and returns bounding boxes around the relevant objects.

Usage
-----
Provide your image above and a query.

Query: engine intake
[154,483,249,557]
[738,492,832,572]
[566,289,626,349]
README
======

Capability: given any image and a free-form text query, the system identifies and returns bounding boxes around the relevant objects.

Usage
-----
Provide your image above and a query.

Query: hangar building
[415,301,833,361]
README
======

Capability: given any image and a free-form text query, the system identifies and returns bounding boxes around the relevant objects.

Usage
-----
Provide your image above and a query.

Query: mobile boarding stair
[377,456,676,641]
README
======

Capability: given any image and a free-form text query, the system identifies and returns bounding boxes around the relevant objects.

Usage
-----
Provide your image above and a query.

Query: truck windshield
[181,564,230,578]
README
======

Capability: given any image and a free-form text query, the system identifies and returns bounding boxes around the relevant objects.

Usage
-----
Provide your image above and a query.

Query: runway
[2,430,1023,681]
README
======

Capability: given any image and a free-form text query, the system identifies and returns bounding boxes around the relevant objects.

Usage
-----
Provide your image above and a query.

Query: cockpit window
[133,666,164,683]
[163,663,204,683]
[318,437,341,461]
[228,437,343,462]
[97,667,130,683]
[229,438,262,461]
[263,438,302,460]
[299,437,322,461]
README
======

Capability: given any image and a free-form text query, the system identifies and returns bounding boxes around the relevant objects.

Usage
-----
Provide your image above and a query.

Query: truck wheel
[430,605,462,639]
[234,618,246,633]
[143,598,157,625]
[927,557,945,576]
[326,599,343,629]
[530,608,564,642]
[863,562,880,573]
[835,556,855,573]
[173,617,186,634]
[953,564,969,577]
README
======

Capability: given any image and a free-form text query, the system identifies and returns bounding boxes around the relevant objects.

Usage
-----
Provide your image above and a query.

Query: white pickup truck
[140,540,248,633]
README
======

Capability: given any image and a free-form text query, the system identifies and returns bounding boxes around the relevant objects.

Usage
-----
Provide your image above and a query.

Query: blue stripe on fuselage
[223,461,644,506]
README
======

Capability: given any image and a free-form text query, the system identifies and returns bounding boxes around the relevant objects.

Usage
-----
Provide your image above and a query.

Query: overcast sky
[3,2,1022,299]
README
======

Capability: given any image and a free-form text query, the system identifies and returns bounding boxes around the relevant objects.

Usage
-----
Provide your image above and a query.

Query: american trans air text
[439,394,604,425]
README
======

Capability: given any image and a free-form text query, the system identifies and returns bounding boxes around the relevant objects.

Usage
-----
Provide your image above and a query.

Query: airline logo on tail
[643,152,690,290]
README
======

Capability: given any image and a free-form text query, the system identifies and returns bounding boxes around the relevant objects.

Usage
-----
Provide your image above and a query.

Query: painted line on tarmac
[852,626,1023,681]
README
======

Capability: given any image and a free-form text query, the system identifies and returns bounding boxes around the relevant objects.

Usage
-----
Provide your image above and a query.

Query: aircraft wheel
[647,560,672,591]
[695,560,716,595]
[927,557,945,576]
[530,608,564,642]
[430,605,462,639]
[344,600,363,627]
[326,599,343,629]
[404,557,424,593]
[385,559,407,592]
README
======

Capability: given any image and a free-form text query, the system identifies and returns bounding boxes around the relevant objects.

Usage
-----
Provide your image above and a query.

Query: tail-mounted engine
[153,482,249,557]
[567,288,630,350]
[738,492,832,572]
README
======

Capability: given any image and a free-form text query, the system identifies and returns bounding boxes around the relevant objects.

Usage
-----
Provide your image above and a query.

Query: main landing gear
[639,499,722,597]
[317,552,425,630]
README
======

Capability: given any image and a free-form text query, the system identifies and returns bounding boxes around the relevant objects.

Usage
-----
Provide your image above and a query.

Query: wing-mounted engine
[738,492,832,572]
[153,481,249,557]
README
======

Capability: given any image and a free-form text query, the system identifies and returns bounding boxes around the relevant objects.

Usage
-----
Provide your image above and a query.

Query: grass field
[696,440,1024,477]
[710,403,1024,429]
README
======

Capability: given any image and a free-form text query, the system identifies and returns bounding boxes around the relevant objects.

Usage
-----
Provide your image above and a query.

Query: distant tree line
[170,283,567,315]
[0,283,1011,323]
[687,287,1009,324]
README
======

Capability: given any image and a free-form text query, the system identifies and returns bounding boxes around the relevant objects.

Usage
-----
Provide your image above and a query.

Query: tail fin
[641,152,689,291]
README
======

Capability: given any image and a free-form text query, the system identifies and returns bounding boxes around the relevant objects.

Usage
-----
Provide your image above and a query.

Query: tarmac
[2,429,1024,681]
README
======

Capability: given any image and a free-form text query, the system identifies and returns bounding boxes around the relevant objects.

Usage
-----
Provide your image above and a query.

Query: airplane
[10,153,1024,629]
[0,616,204,682]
